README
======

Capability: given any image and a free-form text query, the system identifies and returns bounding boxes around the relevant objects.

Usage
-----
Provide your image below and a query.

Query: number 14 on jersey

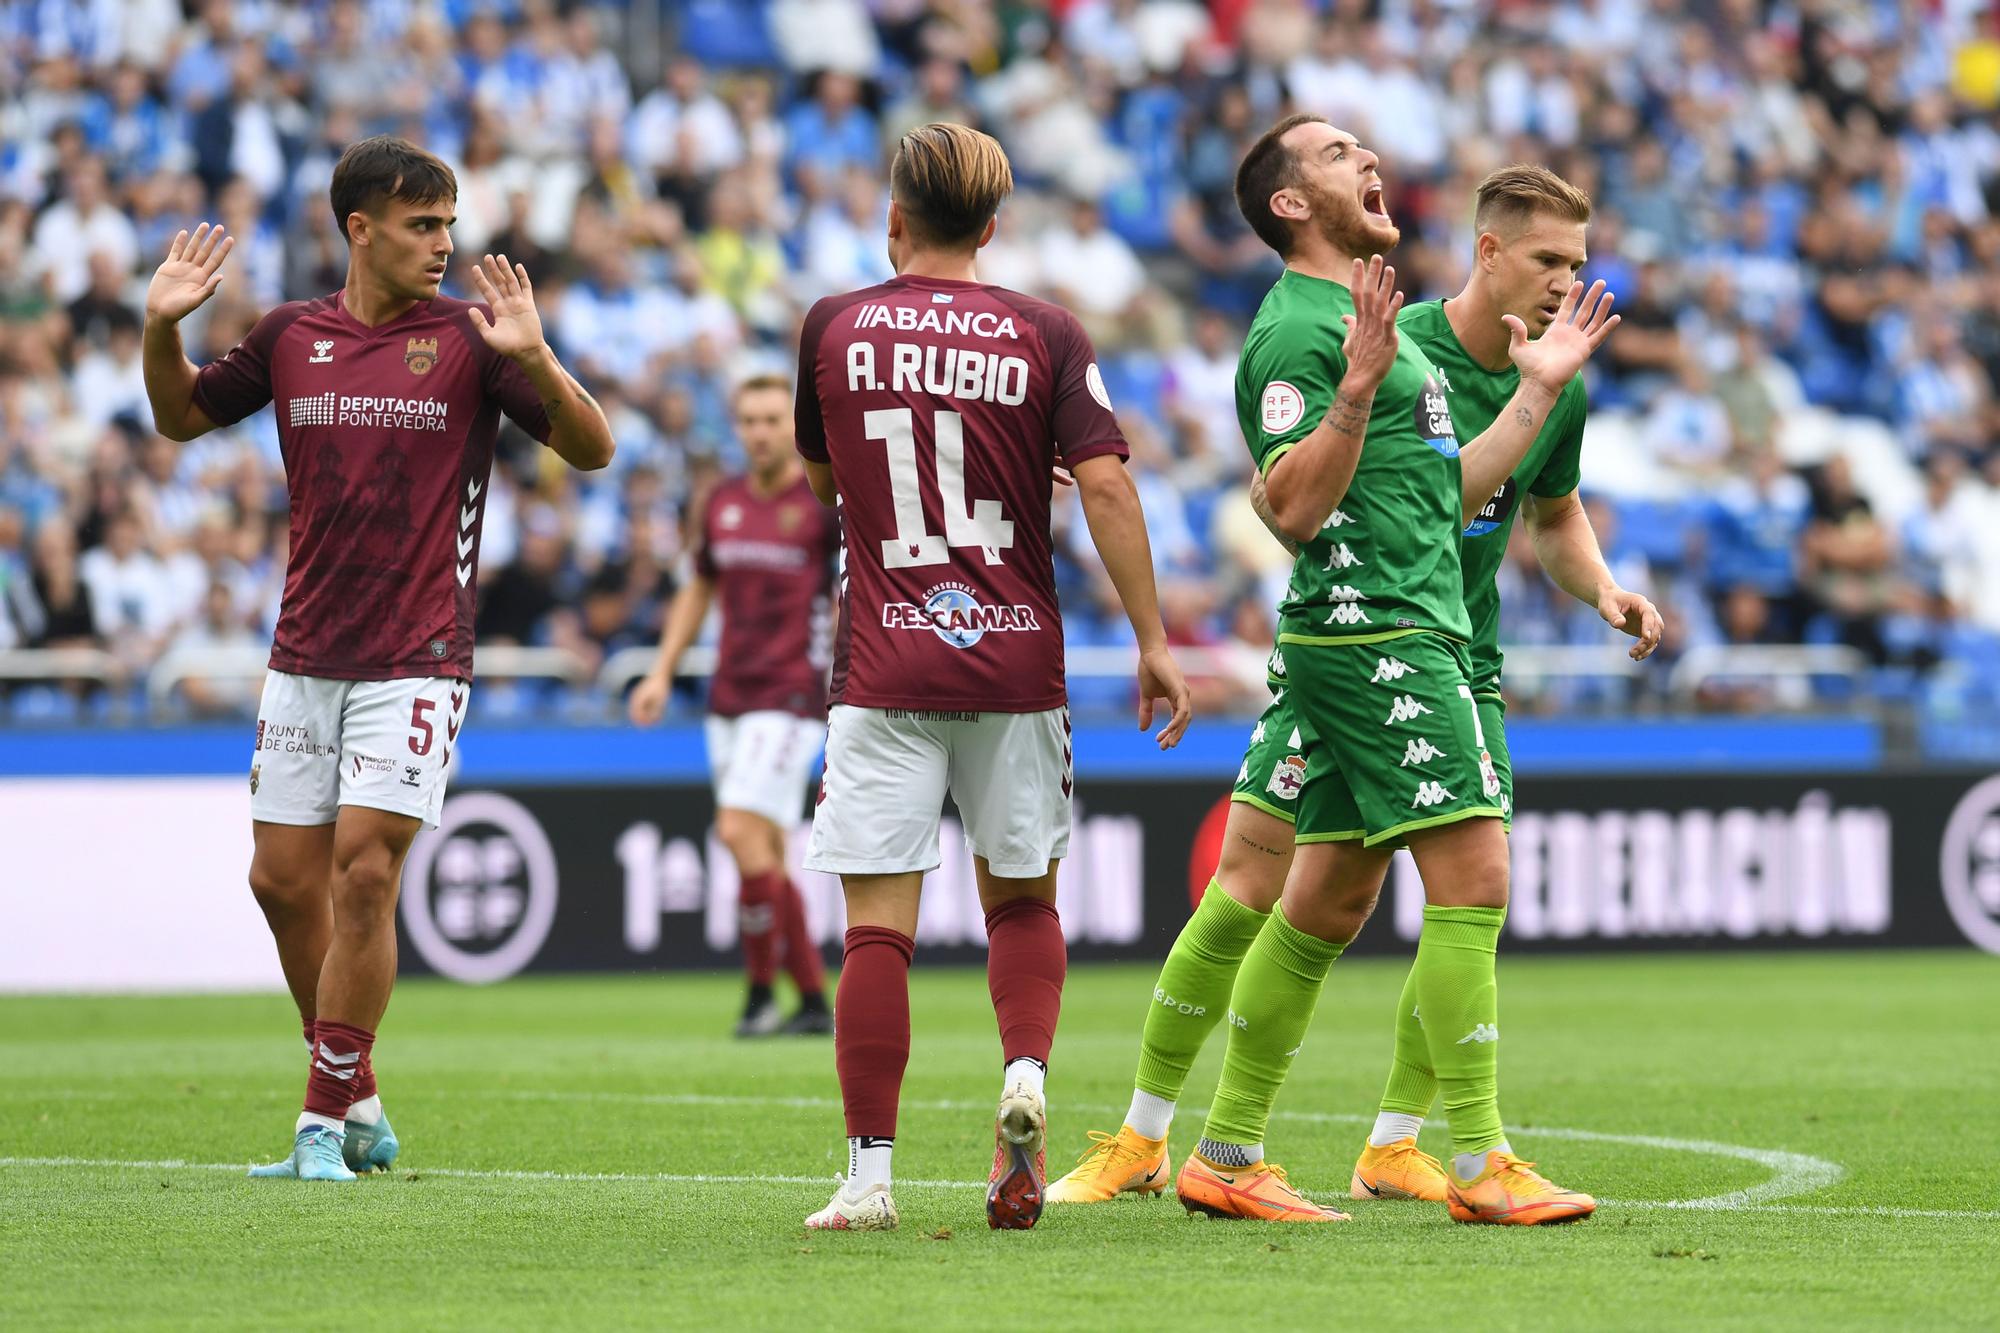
[867,407,1014,569]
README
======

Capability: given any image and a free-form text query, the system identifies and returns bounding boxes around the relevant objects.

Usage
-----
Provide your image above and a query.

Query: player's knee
[717,809,778,873]
[248,861,318,917]
[330,848,400,930]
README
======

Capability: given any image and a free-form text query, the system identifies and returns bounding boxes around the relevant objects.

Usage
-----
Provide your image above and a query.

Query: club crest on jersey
[405,337,438,375]
[1266,754,1306,801]
[882,581,1041,649]
[249,763,260,795]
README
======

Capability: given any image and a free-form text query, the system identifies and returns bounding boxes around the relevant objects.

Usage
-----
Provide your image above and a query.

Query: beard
[1304,179,1401,256]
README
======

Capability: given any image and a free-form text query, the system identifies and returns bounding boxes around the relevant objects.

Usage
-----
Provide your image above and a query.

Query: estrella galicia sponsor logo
[401,792,560,983]
[882,582,1041,648]
[1939,775,2000,954]
[1464,476,1518,537]
[1414,372,1459,457]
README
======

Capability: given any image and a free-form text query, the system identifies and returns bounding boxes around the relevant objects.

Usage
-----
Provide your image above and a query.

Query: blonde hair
[890,123,1014,250]
[1473,164,1593,238]
[732,372,791,405]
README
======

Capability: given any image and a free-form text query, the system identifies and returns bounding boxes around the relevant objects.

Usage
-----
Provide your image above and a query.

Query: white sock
[1453,1141,1511,1182]
[297,1111,343,1136]
[1003,1057,1046,1101]
[1125,1089,1175,1140]
[847,1136,893,1192]
[345,1094,383,1126]
[1369,1111,1425,1147]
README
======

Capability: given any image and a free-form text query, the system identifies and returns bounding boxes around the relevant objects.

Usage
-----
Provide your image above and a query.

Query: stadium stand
[3,0,1999,724]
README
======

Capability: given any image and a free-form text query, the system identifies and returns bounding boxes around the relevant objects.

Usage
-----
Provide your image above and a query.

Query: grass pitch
[3,952,1996,1331]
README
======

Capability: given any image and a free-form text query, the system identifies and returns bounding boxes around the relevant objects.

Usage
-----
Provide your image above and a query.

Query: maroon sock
[836,926,914,1137]
[351,1050,378,1104]
[776,876,826,996]
[304,1019,374,1120]
[301,1016,316,1053]
[985,897,1066,1067]
[738,872,780,986]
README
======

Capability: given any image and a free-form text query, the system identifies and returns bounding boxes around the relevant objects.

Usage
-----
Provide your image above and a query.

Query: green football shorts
[1282,632,1508,847]
[1229,687,1309,824]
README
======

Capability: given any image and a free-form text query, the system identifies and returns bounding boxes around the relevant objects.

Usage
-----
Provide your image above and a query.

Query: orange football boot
[1350,1137,1448,1202]
[1176,1153,1350,1222]
[1446,1152,1596,1225]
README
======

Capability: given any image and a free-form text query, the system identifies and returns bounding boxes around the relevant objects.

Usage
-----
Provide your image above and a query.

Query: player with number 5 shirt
[141,136,614,1184]
[792,123,1192,1234]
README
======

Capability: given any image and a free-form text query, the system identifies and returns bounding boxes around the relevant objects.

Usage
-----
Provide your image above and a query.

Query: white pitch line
[1,1154,1993,1221]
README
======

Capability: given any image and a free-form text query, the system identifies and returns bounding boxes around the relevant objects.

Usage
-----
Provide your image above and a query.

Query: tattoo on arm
[1514,405,1533,428]
[1234,831,1287,858]
[1327,391,1371,437]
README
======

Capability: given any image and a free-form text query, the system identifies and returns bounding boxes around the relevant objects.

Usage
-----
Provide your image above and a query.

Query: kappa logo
[1324,543,1363,570]
[1401,737,1448,766]
[1323,509,1355,529]
[1411,780,1455,808]
[1456,1023,1499,1045]
[1268,646,1287,679]
[1323,602,1372,626]
[1371,656,1418,684]
[1237,759,1251,782]
[309,338,334,364]
[1383,694,1433,725]
[1249,719,1268,746]
[1326,585,1368,603]
[1266,754,1306,801]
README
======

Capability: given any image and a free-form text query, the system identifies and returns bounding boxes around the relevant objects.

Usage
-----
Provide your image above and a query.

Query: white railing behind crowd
[0,642,1876,721]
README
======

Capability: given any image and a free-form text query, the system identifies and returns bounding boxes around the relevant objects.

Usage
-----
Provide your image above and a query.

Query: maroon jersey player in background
[628,373,839,1038]
[140,136,614,1182]
[793,123,1193,1234]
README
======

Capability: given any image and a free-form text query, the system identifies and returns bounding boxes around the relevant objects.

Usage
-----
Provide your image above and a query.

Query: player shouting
[1051,125,1625,1224]
[142,136,614,1182]
[793,123,1192,1233]
[628,374,839,1037]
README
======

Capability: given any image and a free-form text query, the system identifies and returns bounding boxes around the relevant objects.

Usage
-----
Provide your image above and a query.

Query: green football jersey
[1397,299,1587,695]
[1235,270,1471,648]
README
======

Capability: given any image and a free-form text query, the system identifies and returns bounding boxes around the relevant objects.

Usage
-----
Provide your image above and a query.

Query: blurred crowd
[4,0,2000,723]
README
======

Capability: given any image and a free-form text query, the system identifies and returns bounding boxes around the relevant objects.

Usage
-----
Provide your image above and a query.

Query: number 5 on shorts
[409,698,436,755]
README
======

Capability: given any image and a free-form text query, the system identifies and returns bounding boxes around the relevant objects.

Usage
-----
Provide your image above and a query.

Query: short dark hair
[889,122,1014,251]
[329,136,457,243]
[1234,113,1327,257]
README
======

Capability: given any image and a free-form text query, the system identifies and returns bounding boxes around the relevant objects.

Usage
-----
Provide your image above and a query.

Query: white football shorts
[703,710,825,829]
[249,670,469,829]
[805,704,1072,879]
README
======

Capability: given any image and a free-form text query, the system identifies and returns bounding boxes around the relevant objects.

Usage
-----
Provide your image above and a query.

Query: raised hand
[467,253,547,361]
[1598,586,1665,661]
[1138,644,1193,750]
[145,224,233,323]
[1507,279,1619,392]
[1339,254,1403,391]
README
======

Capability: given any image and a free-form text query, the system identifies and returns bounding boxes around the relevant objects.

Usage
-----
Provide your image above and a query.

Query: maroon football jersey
[795,275,1126,712]
[695,471,839,718]
[191,291,551,680]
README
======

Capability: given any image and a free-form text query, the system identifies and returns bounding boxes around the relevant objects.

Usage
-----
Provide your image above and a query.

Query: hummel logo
[1324,542,1363,570]
[1370,657,1418,684]
[1384,695,1433,725]
[1324,602,1372,626]
[1401,737,1447,766]
[1411,780,1455,808]
[309,339,334,364]
[1456,1023,1499,1045]
[1323,509,1355,528]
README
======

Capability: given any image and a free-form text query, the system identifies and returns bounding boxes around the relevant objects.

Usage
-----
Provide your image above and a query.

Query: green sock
[1132,882,1268,1102]
[1377,960,1438,1117]
[1199,903,1348,1149]
[1410,904,1507,1155]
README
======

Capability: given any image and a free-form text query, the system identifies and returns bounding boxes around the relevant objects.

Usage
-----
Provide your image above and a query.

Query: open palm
[145,223,232,322]
[467,253,546,359]
[1506,279,1619,391]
